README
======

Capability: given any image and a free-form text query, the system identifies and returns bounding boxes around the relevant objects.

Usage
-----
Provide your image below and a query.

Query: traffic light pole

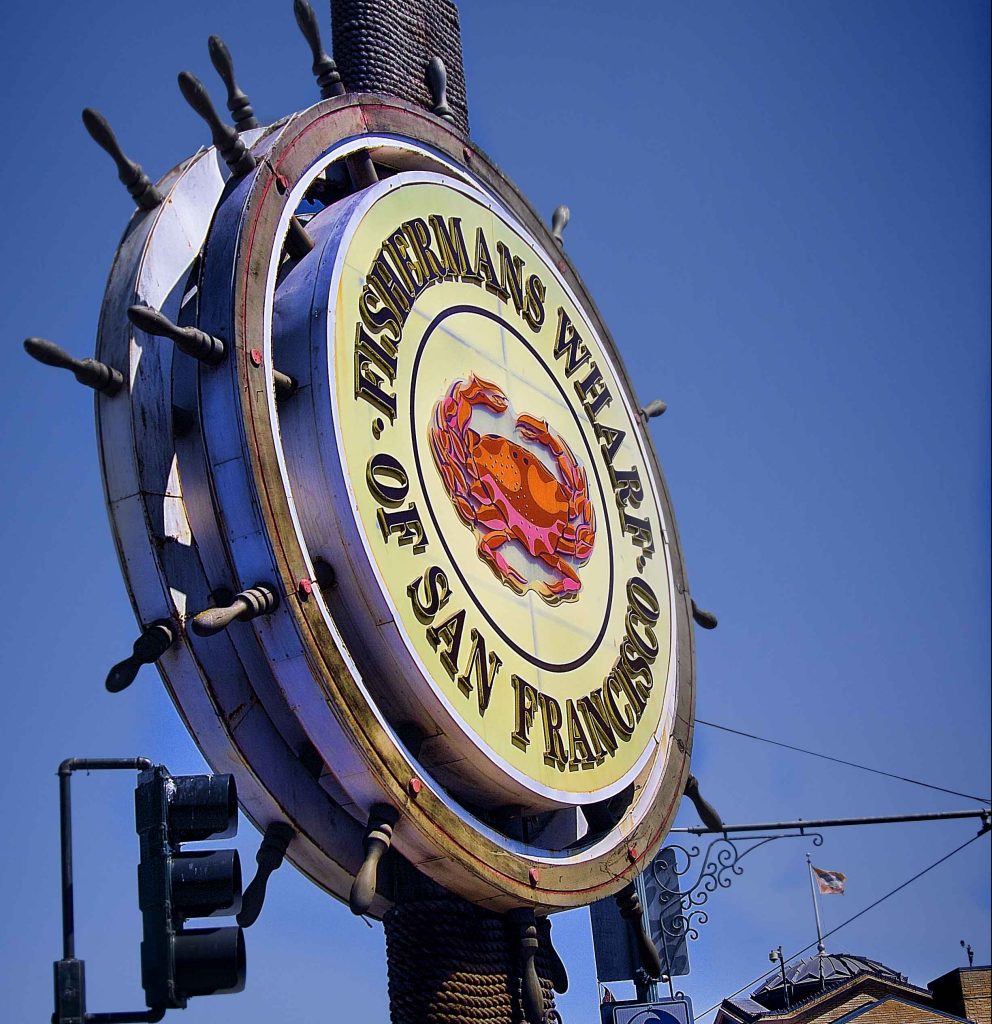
[54,758,164,1024]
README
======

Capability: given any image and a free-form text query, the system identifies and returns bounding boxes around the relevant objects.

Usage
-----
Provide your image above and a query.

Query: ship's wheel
[37,24,696,919]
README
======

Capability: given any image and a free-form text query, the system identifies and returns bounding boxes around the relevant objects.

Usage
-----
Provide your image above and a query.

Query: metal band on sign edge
[94,136,382,914]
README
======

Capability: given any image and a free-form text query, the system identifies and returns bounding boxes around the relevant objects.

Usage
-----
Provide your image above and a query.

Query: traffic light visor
[171,849,243,917]
[168,774,238,840]
[173,926,246,996]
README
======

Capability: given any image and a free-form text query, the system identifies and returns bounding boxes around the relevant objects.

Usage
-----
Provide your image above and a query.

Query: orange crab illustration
[428,375,596,604]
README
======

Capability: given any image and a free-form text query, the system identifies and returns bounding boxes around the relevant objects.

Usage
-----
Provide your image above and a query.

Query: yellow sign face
[332,175,677,800]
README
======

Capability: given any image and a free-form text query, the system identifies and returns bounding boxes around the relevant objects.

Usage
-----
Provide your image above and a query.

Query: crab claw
[515,414,548,444]
[517,414,568,460]
[462,374,509,414]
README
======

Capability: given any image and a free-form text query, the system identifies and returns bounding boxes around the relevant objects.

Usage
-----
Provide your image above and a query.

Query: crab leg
[429,374,511,531]
[534,552,582,603]
[517,413,596,562]
[429,409,476,527]
[558,494,596,560]
[478,528,529,593]
[516,414,589,497]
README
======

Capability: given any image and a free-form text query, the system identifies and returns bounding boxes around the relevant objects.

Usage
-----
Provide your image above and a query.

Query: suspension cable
[696,719,990,804]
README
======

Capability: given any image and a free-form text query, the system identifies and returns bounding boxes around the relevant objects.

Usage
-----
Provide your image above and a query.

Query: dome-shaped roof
[752,953,905,1010]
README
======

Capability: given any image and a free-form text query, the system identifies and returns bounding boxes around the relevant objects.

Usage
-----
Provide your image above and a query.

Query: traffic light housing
[135,766,245,1009]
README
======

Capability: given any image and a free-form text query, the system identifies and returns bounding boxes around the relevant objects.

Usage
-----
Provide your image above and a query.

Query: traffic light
[135,766,245,1010]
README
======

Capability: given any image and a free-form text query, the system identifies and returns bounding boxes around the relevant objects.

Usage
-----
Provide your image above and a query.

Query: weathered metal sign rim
[93,140,379,912]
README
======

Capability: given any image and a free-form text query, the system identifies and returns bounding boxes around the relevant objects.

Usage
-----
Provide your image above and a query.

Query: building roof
[755,953,905,1003]
[716,959,989,1024]
[725,995,778,1018]
[830,995,973,1024]
[713,952,925,1022]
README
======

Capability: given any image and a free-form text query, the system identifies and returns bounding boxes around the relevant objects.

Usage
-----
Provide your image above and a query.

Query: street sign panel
[590,889,640,983]
[604,996,695,1024]
[643,848,691,977]
[591,847,690,983]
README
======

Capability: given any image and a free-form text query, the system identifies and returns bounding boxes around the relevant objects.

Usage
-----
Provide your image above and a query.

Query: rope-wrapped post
[331,0,470,133]
[383,895,562,1024]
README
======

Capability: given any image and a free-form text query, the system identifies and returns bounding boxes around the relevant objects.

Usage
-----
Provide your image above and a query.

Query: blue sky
[1,2,988,1022]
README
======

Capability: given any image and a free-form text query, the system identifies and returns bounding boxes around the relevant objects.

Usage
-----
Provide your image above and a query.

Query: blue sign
[603,996,695,1024]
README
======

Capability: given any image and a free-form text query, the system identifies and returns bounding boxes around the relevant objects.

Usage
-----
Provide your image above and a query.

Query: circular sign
[274,174,678,808]
[96,95,695,914]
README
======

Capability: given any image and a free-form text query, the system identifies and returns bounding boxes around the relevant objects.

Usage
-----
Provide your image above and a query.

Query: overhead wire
[693,829,989,1020]
[696,719,990,804]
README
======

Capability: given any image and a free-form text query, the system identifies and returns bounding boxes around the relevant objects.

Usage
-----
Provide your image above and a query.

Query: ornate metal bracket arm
[551,205,570,247]
[349,804,399,915]
[237,822,295,927]
[683,774,724,830]
[616,881,662,978]
[208,36,259,132]
[660,904,710,944]
[177,70,257,178]
[81,108,163,211]
[652,830,826,925]
[191,584,279,637]
[105,620,176,693]
[23,337,124,395]
[507,907,545,1024]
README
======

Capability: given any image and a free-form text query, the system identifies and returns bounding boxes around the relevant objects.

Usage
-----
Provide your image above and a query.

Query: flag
[812,865,847,895]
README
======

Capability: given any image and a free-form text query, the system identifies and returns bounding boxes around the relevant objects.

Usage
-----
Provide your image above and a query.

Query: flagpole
[806,853,826,985]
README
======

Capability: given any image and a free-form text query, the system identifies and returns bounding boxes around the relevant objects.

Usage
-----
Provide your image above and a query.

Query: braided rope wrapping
[330,0,470,133]
[384,899,561,1024]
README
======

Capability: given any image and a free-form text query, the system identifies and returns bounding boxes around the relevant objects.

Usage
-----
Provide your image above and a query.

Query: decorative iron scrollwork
[651,831,825,943]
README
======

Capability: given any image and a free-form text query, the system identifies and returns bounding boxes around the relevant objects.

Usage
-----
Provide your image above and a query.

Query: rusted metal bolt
[250,348,263,367]
[297,578,313,599]
[408,777,423,797]
[528,867,541,886]
[627,845,639,863]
